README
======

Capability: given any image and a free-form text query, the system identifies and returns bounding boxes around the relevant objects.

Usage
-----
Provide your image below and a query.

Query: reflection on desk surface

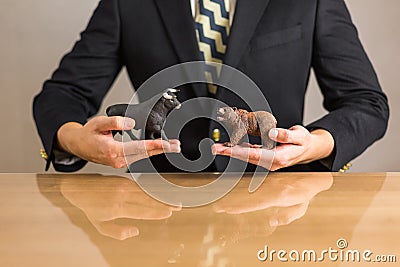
[58,173,333,240]
[0,173,399,266]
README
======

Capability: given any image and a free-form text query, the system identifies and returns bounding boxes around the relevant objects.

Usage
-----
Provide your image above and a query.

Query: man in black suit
[33,0,389,173]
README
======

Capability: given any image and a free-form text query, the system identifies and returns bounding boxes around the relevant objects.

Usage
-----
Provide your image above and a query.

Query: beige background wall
[0,0,398,173]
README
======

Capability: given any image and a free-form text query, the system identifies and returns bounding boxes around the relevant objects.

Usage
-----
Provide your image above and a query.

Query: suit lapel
[154,0,201,63]
[153,0,271,104]
[154,0,210,102]
[154,0,271,67]
[224,0,271,68]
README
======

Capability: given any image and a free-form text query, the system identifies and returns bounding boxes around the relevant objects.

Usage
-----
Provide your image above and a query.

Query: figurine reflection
[208,173,333,245]
[56,173,332,242]
[37,173,384,266]
[59,175,181,240]
[214,173,333,226]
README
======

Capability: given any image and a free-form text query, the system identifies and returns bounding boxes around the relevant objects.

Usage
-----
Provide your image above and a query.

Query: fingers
[106,139,181,168]
[91,220,139,240]
[212,144,254,163]
[268,144,301,171]
[123,139,181,156]
[212,126,313,171]
[269,202,310,227]
[92,116,135,132]
[123,149,164,167]
[118,205,174,220]
[268,125,309,145]
[214,200,269,215]
[73,116,183,169]
[212,143,274,169]
[167,139,181,145]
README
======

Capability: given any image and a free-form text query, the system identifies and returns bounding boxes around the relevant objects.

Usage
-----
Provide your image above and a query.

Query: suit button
[212,128,220,142]
[40,149,48,160]
[339,163,352,173]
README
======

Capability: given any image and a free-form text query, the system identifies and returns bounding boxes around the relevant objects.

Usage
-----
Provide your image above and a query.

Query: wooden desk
[0,173,399,266]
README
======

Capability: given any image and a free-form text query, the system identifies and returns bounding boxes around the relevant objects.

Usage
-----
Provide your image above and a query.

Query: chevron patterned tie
[195,0,230,94]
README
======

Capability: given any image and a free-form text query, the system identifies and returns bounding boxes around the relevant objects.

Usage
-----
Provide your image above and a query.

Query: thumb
[268,126,306,145]
[93,116,135,132]
[91,220,139,240]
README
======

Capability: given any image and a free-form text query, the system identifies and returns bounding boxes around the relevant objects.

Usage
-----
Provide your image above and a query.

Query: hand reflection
[213,173,333,227]
[60,175,181,240]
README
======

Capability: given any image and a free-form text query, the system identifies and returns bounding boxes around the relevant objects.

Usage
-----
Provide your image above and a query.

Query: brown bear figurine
[216,107,277,149]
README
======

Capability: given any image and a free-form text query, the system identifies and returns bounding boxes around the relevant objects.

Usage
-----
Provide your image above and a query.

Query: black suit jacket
[33,0,389,172]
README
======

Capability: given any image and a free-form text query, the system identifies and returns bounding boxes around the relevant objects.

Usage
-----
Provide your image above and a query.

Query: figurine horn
[167,88,180,93]
[163,92,173,100]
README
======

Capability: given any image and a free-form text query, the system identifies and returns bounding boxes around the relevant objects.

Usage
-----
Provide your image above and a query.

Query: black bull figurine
[106,89,182,141]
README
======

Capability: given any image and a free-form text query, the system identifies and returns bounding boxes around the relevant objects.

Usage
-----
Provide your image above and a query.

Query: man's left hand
[212,126,334,171]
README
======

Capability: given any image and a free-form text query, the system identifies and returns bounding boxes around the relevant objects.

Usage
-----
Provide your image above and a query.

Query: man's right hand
[56,116,181,168]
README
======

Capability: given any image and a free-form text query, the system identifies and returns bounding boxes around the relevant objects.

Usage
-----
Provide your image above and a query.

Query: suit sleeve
[307,0,389,171]
[33,0,122,172]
